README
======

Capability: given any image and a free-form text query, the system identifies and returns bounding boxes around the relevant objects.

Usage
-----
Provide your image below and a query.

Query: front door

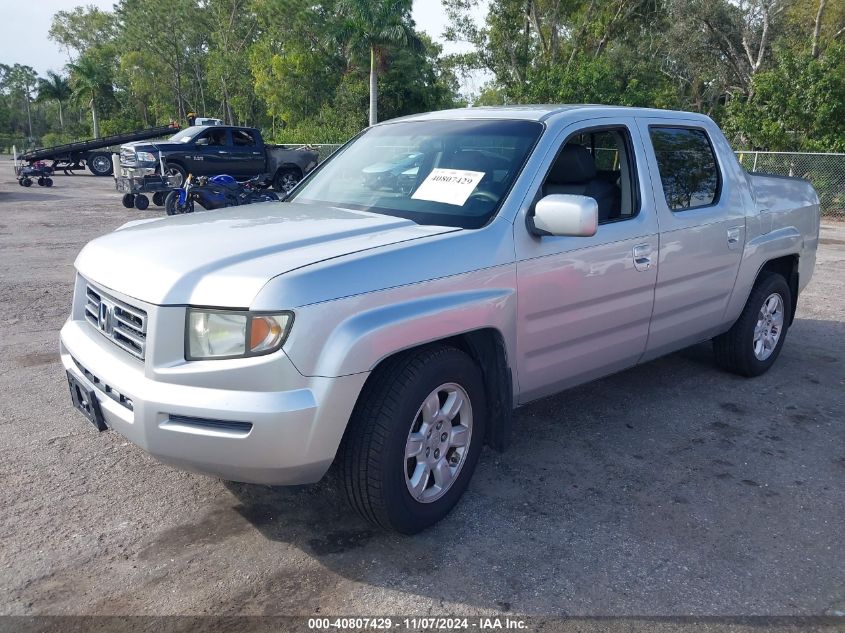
[192,127,231,175]
[514,118,659,404]
[635,119,747,361]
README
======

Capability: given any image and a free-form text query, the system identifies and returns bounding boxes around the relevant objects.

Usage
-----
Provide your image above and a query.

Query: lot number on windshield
[411,168,485,206]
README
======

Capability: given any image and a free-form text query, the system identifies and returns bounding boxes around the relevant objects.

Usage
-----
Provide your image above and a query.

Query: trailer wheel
[152,191,165,207]
[121,194,135,209]
[37,177,46,186]
[44,177,53,187]
[88,153,113,176]
[22,178,32,187]
[134,194,150,210]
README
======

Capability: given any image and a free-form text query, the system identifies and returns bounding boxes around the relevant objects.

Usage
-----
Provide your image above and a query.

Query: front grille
[83,283,148,360]
[119,147,136,166]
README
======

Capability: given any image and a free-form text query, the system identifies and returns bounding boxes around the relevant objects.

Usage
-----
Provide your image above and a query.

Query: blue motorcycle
[164,174,279,215]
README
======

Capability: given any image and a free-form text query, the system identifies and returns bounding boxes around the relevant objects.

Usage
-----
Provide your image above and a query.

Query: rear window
[649,127,720,211]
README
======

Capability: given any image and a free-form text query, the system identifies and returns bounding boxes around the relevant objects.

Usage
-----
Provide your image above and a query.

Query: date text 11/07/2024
[307,617,529,630]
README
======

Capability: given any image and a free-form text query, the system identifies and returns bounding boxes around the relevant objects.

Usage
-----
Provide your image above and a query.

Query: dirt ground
[0,165,843,618]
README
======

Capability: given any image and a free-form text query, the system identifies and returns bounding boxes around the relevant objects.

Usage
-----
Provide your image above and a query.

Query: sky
[0,0,489,94]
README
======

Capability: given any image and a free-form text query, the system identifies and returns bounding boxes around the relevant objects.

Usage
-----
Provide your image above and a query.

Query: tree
[68,55,111,137]
[49,5,118,61]
[337,0,421,125]
[37,71,71,130]
[5,65,38,139]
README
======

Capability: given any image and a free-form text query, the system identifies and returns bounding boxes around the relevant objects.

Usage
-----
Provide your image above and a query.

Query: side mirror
[195,138,209,146]
[530,194,598,237]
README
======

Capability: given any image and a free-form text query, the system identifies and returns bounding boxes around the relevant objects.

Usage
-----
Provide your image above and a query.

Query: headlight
[186,309,292,360]
[136,151,157,162]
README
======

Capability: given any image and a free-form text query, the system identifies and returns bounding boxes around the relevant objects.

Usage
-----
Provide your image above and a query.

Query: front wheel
[339,345,486,534]
[164,190,194,216]
[713,272,792,377]
[163,163,187,188]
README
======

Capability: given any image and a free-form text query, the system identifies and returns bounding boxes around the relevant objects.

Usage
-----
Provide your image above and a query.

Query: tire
[22,178,32,187]
[134,194,149,210]
[37,177,45,186]
[121,194,135,209]
[273,168,301,194]
[339,345,487,534]
[152,191,165,207]
[87,153,113,176]
[163,163,187,188]
[164,190,194,216]
[44,177,53,187]
[713,272,792,377]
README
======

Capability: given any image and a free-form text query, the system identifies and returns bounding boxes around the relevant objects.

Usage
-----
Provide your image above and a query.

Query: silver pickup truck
[60,105,820,533]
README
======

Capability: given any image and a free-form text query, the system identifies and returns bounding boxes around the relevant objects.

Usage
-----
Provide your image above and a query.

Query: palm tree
[37,71,72,131]
[338,0,422,126]
[68,56,108,137]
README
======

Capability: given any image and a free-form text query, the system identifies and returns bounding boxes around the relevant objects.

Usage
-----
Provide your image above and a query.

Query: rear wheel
[273,168,301,194]
[44,177,53,187]
[339,345,486,534]
[87,153,113,176]
[152,191,165,207]
[22,178,32,187]
[37,177,45,186]
[713,272,792,377]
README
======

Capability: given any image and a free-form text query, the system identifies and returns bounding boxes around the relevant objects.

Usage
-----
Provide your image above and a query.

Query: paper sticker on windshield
[411,168,485,206]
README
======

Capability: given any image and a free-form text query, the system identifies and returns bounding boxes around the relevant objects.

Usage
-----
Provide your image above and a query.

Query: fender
[723,226,802,325]
[289,287,515,378]
[278,263,519,380]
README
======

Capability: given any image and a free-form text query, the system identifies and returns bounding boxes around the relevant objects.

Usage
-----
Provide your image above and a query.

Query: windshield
[168,127,204,143]
[290,119,543,228]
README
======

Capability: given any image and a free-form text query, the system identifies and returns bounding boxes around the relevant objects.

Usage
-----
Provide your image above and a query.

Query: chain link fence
[735,151,845,218]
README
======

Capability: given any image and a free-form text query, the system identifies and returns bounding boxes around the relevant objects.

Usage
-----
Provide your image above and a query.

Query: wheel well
[360,329,513,453]
[759,255,799,325]
[275,164,302,178]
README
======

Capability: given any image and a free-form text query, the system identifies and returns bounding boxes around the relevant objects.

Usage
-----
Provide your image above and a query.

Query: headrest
[547,144,596,184]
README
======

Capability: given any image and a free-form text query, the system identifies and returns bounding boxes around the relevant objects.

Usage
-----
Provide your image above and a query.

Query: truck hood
[75,202,459,306]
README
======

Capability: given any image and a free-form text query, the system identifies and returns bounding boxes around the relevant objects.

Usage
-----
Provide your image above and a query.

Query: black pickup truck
[119,125,319,192]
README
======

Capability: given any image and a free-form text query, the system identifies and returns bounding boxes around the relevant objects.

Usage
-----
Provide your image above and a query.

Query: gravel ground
[0,166,843,618]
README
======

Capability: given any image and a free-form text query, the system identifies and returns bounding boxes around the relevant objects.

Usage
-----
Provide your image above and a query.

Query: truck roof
[391,104,714,124]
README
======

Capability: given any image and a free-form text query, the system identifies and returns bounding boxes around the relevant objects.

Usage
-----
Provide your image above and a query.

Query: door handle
[727,226,742,249]
[633,243,652,272]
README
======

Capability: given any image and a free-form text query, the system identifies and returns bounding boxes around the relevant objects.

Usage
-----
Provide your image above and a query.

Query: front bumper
[59,311,368,485]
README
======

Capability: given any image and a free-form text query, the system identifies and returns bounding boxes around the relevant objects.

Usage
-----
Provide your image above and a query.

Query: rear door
[635,118,746,361]
[229,128,265,177]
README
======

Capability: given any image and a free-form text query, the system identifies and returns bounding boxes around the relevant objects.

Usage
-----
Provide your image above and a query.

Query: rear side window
[232,130,256,146]
[649,127,720,211]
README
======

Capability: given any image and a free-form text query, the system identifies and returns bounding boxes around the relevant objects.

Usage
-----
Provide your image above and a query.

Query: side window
[542,126,639,224]
[232,130,256,147]
[201,128,228,146]
[649,127,720,211]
